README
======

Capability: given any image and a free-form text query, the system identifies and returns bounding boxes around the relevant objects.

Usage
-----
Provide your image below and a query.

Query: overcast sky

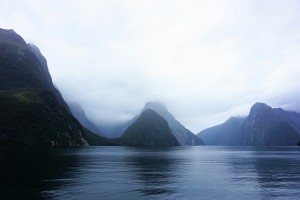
[1,0,300,133]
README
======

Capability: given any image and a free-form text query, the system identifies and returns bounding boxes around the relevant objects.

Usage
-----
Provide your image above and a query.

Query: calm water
[0,146,300,200]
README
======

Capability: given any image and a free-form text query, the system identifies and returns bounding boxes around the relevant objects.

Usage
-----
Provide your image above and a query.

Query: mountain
[197,117,245,145]
[197,102,300,146]
[97,121,131,139]
[273,108,300,134]
[68,102,102,135]
[118,109,180,146]
[240,103,300,146]
[142,102,204,145]
[0,30,53,91]
[67,102,119,145]
[0,28,114,146]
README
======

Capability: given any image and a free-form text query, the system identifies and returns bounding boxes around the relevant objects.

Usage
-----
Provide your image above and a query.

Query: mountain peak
[144,102,168,112]
[141,101,204,145]
[249,102,273,116]
[0,28,27,46]
[241,102,300,146]
[119,108,180,146]
[251,102,272,110]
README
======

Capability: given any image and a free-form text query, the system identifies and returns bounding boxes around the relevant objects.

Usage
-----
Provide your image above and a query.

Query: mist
[1,0,300,132]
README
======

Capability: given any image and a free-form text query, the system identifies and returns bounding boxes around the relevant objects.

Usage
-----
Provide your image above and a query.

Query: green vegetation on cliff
[0,89,87,146]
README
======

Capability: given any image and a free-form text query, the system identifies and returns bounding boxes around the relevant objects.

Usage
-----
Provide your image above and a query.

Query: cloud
[1,0,300,133]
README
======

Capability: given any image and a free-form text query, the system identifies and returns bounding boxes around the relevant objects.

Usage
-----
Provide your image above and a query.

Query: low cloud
[1,0,300,132]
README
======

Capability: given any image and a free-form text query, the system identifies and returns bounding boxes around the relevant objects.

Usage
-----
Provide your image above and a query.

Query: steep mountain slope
[273,108,300,134]
[0,30,53,91]
[0,28,112,146]
[197,117,245,145]
[97,121,131,139]
[142,102,204,145]
[240,103,300,146]
[67,102,119,145]
[68,102,102,135]
[118,109,180,146]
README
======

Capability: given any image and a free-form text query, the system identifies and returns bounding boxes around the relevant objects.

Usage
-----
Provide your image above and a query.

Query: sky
[1,0,300,133]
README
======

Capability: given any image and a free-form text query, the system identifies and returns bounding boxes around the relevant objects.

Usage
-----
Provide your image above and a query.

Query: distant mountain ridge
[273,108,300,134]
[198,102,300,146]
[96,121,131,139]
[198,117,245,145]
[68,102,103,135]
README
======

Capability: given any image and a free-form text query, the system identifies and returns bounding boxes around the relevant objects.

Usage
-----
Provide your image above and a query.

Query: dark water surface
[1,146,300,200]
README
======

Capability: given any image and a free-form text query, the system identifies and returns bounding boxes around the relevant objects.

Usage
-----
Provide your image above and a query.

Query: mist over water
[1,146,300,200]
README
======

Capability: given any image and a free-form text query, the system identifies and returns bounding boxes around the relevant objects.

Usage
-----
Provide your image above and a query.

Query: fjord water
[1,146,300,200]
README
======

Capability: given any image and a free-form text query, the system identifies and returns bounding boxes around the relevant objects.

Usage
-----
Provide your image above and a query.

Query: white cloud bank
[1,0,300,132]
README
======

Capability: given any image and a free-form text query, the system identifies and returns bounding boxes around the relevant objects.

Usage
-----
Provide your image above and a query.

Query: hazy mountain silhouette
[198,103,300,146]
[198,117,245,145]
[117,109,180,146]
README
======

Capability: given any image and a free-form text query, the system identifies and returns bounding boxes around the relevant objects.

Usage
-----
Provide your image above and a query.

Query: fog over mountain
[0,28,115,146]
[1,0,299,132]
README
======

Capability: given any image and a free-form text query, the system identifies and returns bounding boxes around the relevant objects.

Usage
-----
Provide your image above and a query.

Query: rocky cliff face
[240,103,300,146]
[0,28,111,146]
[143,102,204,145]
[118,109,180,146]
[27,43,53,85]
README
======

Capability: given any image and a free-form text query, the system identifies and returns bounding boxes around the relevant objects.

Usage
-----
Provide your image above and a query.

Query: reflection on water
[0,147,80,200]
[0,146,300,200]
[125,148,182,196]
[219,146,300,199]
[252,147,300,198]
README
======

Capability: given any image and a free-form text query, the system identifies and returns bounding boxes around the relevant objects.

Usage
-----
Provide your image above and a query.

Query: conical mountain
[143,102,204,145]
[0,28,113,146]
[118,109,180,146]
